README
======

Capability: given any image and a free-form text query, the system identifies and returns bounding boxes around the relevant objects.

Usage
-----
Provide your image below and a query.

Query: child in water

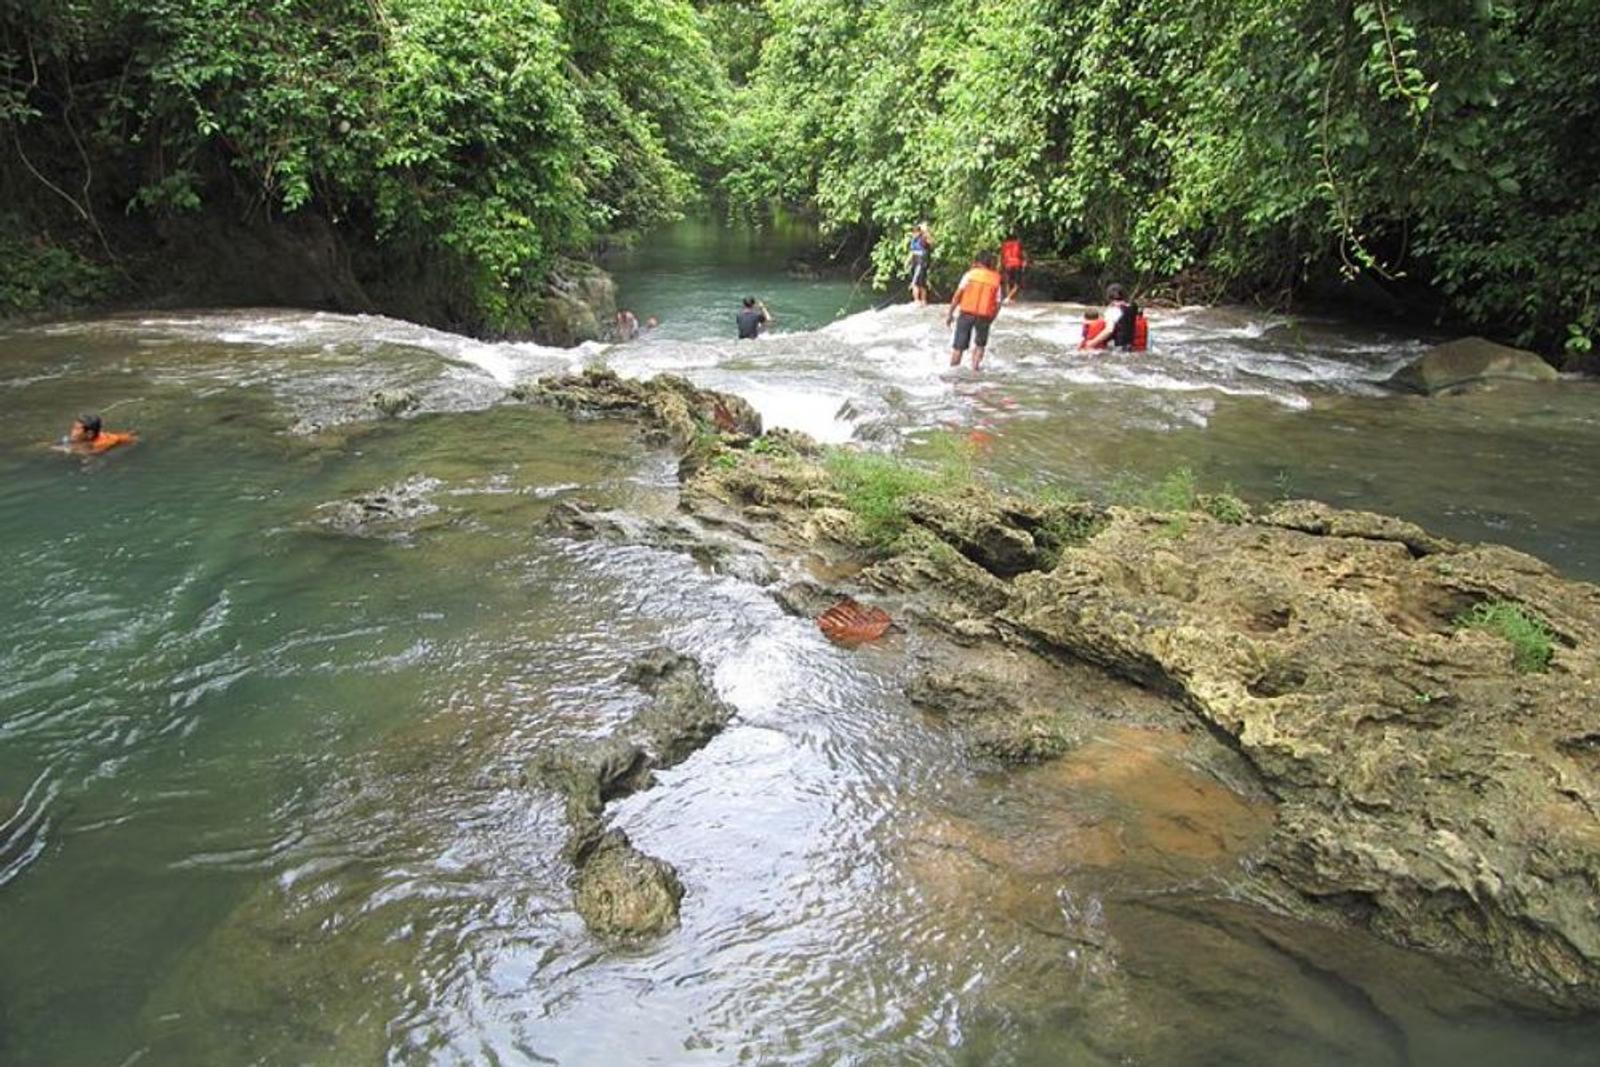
[61,412,136,454]
[1080,309,1103,348]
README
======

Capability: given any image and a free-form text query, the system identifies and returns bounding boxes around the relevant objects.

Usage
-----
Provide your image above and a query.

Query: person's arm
[946,277,968,324]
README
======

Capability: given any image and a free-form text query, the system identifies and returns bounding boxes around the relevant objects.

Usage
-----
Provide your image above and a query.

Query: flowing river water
[2,221,1599,1065]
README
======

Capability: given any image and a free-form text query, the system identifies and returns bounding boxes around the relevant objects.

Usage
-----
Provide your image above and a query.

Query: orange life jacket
[1082,319,1104,344]
[1130,314,1149,352]
[958,267,1003,319]
[1000,240,1025,269]
[89,431,135,453]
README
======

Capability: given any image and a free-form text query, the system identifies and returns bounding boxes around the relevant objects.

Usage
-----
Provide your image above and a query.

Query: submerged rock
[370,388,419,418]
[314,475,444,537]
[1389,336,1558,394]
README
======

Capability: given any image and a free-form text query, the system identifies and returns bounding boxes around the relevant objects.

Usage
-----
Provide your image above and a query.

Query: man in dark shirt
[736,296,772,339]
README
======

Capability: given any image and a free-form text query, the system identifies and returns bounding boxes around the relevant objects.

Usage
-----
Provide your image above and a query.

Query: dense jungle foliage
[3,0,1597,360]
[724,0,1599,362]
[1,0,729,332]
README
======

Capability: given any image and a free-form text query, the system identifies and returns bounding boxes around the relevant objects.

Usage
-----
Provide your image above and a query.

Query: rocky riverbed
[519,368,1600,1013]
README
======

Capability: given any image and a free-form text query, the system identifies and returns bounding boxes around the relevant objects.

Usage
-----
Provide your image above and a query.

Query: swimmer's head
[70,413,102,442]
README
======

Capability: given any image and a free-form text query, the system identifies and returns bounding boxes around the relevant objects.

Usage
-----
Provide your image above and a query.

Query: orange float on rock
[816,599,893,646]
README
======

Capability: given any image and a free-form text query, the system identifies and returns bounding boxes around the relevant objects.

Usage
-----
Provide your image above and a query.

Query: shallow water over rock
[2,269,1599,1064]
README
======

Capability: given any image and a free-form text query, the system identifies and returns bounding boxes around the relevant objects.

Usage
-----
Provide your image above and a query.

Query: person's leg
[950,313,972,367]
[971,317,992,370]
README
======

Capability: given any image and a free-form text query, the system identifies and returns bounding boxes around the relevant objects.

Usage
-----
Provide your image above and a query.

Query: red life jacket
[1131,314,1149,352]
[1000,240,1025,269]
[958,267,1003,319]
[1082,319,1105,344]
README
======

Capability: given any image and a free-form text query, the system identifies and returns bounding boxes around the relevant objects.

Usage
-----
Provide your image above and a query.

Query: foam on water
[10,301,1421,441]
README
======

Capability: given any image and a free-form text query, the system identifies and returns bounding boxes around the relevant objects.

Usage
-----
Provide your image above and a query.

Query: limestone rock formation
[531,650,737,939]
[513,368,762,448]
[522,377,1600,1009]
[571,831,687,940]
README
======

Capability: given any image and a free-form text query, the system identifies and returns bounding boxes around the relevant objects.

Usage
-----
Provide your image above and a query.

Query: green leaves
[3,0,731,333]
[723,0,1600,356]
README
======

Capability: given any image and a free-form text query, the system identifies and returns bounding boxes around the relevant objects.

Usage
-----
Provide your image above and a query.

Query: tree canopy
[1,0,730,331]
[724,0,1599,361]
[3,0,1596,360]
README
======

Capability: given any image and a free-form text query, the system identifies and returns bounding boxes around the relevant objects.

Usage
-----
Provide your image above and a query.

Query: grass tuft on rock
[1454,600,1555,674]
[824,450,940,547]
[824,434,976,548]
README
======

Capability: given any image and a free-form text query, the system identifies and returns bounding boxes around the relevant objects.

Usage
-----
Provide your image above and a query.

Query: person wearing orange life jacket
[946,252,1004,371]
[63,412,136,454]
[999,234,1026,303]
[1079,282,1149,353]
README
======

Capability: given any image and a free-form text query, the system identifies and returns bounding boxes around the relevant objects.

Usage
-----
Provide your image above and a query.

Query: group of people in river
[926,223,1148,370]
[613,309,659,342]
[729,225,1148,372]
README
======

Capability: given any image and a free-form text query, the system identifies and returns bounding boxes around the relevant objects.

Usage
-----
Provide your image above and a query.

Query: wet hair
[1085,309,1102,320]
[1105,283,1127,302]
[975,251,996,268]
[77,412,102,436]
[742,296,757,308]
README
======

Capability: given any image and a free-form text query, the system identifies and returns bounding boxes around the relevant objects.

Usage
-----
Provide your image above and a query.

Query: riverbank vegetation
[723,0,1599,365]
[4,1,1597,362]
[1,0,729,333]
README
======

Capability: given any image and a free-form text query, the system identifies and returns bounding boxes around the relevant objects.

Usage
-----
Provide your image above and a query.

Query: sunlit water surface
[1,225,1598,1065]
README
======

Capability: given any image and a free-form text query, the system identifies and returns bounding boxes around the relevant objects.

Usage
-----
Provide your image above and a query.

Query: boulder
[1389,337,1558,394]
[571,831,685,939]
[515,368,762,448]
[534,262,618,347]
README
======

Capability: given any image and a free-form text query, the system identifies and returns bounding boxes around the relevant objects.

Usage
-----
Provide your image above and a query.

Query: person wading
[736,296,773,339]
[946,252,1004,371]
[907,223,934,306]
[1079,282,1149,352]
[999,234,1026,303]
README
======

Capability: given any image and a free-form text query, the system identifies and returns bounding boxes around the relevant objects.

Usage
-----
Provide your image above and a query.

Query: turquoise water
[606,217,874,342]
[3,233,1600,1065]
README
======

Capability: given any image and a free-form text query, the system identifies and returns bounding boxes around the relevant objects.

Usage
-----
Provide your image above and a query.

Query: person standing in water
[736,296,773,339]
[61,412,136,453]
[907,223,934,306]
[1080,283,1149,352]
[945,252,1004,371]
[614,309,640,341]
[999,233,1027,303]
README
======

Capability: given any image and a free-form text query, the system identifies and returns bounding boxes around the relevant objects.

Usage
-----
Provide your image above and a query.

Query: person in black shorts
[945,252,1004,371]
[907,223,933,305]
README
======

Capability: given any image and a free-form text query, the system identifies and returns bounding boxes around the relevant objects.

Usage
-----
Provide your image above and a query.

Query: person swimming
[62,412,136,454]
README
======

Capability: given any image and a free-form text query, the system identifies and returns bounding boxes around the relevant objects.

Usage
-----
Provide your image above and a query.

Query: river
[1,221,1597,1065]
